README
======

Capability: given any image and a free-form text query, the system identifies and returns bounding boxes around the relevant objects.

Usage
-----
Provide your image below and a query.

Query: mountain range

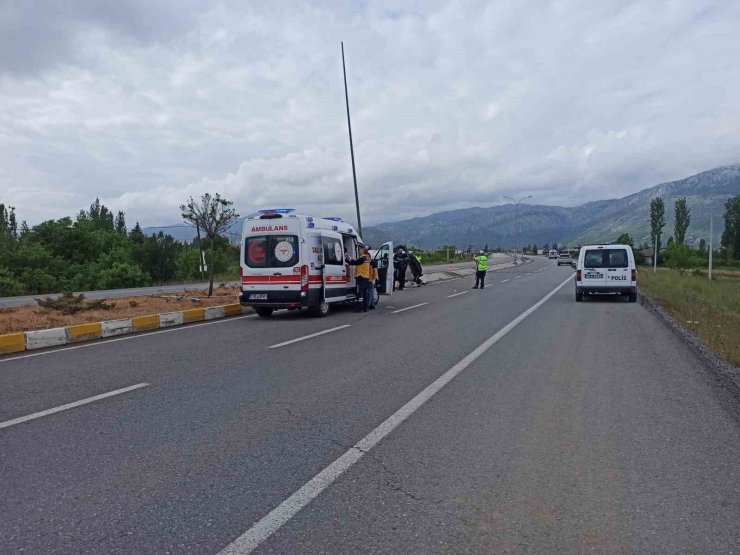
[144,164,740,249]
[361,164,740,249]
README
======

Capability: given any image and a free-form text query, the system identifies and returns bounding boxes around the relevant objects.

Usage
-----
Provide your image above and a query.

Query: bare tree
[180,193,239,296]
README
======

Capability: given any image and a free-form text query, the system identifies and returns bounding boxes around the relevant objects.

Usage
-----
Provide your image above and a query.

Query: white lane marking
[391,303,429,314]
[0,315,257,364]
[219,274,573,555]
[500,279,510,283]
[0,383,149,430]
[515,275,522,279]
[447,291,469,298]
[484,284,494,288]
[267,325,351,349]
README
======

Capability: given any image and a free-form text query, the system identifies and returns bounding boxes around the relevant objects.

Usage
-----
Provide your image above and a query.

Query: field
[0,286,240,334]
[638,268,740,367]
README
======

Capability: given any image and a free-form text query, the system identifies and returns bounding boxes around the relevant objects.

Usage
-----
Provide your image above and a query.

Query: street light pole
[341,42,362,237]
[503,195,533,264]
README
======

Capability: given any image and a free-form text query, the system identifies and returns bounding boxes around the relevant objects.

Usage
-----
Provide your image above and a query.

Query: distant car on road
[575,244,636,302]
[557,253,572,266]
[548,249,558,259]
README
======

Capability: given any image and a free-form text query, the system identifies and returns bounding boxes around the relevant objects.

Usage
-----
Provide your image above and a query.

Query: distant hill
[362,165,740,249]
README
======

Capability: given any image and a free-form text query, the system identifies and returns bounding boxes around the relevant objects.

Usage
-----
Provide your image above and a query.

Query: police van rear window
[584,249,629,268]
[246,235,299,268]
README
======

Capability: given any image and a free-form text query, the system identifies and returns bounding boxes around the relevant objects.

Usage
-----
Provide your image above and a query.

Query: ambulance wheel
[311,301,331,317]
[255,307,274,317]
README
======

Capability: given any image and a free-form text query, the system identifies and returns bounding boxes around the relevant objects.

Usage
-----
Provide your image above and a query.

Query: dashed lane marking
[0,383,150,430]
[267,325,351,349]
[391,303,429,314]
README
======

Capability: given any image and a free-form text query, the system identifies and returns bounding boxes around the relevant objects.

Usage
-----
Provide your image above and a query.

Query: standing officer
[473,250,488,289]
[393,248,409,290]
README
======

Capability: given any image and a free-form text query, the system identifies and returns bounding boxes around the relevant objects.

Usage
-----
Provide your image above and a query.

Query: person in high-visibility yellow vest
[473,250,488,289]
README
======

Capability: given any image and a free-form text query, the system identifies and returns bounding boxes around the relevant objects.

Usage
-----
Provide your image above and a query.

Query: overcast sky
[1,0,739,227]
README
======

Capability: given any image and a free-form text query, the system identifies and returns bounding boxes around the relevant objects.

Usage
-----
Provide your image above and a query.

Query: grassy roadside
[638,267,740,367]
[0,286,240,334]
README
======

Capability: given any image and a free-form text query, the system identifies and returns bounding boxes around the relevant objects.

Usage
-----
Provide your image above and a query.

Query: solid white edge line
[446,291,469,298]
[267,325,351,349]
[391,303,429,314]
[0,383,150,430]
[0,314,257,364]
[500,279,510,283]
[218,274,573,555]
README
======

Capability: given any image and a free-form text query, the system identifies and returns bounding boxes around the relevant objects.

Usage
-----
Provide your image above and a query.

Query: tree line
[645,194,740,271]
[0,196,239,297]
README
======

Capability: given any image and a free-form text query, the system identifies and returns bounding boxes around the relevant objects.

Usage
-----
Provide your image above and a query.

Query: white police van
[575,244,636,302]
[239,209,394,317]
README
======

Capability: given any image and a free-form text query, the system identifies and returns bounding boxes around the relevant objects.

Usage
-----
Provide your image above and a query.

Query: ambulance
[239,209,394,317]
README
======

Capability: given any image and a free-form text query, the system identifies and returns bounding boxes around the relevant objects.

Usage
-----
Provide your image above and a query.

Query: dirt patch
[0,285,240,334]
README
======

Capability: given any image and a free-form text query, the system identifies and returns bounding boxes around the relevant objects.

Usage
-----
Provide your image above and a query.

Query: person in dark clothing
[393,248,409,290]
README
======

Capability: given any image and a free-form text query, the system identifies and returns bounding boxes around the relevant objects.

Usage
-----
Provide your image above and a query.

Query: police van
[575,244,636,302]
[239,209,394,317]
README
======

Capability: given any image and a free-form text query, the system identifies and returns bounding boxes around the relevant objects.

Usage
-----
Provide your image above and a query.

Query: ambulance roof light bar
[323,216,343,221]
[258,208,295,214]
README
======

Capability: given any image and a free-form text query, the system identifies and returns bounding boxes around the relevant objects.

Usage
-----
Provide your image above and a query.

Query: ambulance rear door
[320,231,348,303]
[373,241,394,295]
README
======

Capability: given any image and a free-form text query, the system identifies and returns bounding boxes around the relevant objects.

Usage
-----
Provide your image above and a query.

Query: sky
[1,0,739,228]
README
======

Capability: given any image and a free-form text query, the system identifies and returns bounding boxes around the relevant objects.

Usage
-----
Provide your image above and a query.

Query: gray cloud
[0,0,200,75]
[1,0,739,227]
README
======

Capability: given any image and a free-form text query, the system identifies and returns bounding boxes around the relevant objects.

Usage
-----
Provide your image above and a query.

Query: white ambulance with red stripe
[239,209,394,317]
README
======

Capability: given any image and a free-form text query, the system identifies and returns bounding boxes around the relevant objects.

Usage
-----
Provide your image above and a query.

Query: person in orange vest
[347,245,374,312]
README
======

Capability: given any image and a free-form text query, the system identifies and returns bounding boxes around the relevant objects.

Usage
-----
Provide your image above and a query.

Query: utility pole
[341,42,362,237]
[653,234,658,273]
[503,195,533,264]
[708,214,713,280]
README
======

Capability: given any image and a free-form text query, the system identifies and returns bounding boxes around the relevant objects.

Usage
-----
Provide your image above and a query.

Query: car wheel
[628,292,637,303]
[256,307,274,317]
[575,290,583,302]
[311,301,331,317]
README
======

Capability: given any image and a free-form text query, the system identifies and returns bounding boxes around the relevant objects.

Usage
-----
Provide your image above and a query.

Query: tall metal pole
[708,214,713,281]
[653,234,658,273]
[341,42,362,238]
[504,195,532,265]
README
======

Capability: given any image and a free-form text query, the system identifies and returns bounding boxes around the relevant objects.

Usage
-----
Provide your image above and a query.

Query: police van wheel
[628,292,637,303]
[255,307,274,317]
[311,302,331,317]
[575,290,583,302]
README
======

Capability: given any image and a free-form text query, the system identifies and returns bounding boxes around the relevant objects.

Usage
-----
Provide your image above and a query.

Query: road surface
[1,257,738,553]
[0,257,510,308]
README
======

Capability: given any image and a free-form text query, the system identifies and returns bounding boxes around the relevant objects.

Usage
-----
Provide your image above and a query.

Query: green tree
[650,197,666,252]
[699,238,706,252]
[667,236,674,247]
[0,266,23,296]
[720,195,740,259]
[180,193,239,296]
[129,222,145,243]
[664,243,698,275]
[674,197,691,245]
[615,233,634,247]
[115,211,127,234]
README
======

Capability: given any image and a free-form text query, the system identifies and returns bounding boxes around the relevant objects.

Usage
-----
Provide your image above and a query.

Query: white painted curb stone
[204,306,225,320]
[101,319,133,338]
[25,327,67,350]
[159,311,184,327]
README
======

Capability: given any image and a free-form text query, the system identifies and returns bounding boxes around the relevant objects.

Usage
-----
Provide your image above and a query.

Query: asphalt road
[0,258,501,308]
[1,257,738,553]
